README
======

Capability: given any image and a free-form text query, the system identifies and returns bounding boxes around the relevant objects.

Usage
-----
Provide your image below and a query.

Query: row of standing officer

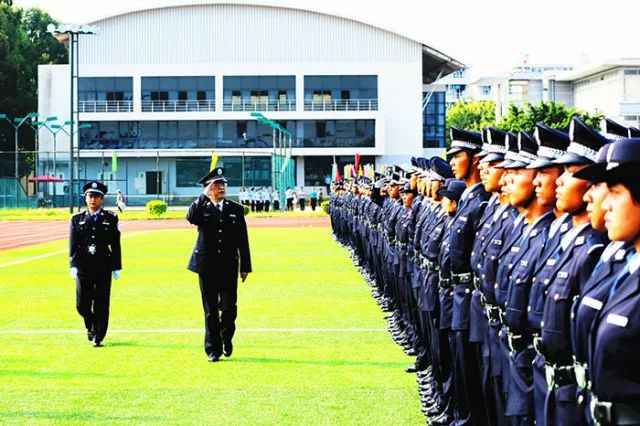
[329,116,640,426]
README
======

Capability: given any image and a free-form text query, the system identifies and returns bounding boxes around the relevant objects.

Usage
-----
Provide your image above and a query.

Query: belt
[507,332,533,353]
[426,260,439,272]
[533,335,544,355]
[473,275,481,290]
[485,305,503,323]
[545,364,577,390]
[574,361,590,390]
[82,244,107,256]
[451,272,473,285]
[439,275,452,288]
[591,397,640,426]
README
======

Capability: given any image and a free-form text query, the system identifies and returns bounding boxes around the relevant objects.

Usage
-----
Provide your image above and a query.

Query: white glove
[70,267,78,280]
[202,182,213,199]
[113,270,121,280]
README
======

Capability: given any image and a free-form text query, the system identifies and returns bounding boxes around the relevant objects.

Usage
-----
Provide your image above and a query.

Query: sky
[13,0,640,75]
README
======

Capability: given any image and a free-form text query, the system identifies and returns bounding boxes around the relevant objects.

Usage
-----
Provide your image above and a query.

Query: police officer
[583,137,640,426]
[447,127,491,425]
[69,181,122,347]
[537,117,610,425]
[187,167,252,362]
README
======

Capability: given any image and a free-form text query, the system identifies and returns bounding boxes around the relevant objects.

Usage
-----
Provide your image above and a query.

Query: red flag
[335,165,342,183]
[354,154,361,173]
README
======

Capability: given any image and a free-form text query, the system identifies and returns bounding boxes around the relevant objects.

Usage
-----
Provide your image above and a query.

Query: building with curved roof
[38,2,463,204]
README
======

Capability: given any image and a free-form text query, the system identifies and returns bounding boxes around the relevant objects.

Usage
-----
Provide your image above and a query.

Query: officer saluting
[69,181,122,347]
[187,167,252,362]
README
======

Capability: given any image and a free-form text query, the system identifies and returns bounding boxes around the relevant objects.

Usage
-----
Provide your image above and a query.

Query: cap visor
[84,189,104,196]
[476,150,489,158]
[552,152,592,166]
[446,146,465,156]
[503,160,529,170]
[493,159,515,169]
[573,162,608,182]
[480,153,506,164]
[526,158,557,169]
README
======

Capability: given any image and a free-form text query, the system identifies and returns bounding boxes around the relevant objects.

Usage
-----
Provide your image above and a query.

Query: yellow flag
[210,151,219,171]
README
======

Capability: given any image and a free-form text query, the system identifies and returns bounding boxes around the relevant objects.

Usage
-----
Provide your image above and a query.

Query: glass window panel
[305,76,321,89]
[176,158,209,187]
[242,77,257,90]
[79,77,95,91]
[342,76,357,89]
[95,78,113,91]
[159,77,177,90]
[261,76,277,89]
[114,77,132,91]
[324,76,340,89]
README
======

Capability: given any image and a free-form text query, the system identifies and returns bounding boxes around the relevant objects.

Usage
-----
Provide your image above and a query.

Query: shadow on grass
[0,369,121,379]
[229,356,406,368]
[0,411,164,422]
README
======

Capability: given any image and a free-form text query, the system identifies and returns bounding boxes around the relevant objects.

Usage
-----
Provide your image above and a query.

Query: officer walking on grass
[187,167,252,362]
[69,181,122,347]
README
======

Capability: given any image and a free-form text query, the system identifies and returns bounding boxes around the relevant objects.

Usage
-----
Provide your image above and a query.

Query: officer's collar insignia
[531,230,538,237]
[575,236,586,246]
[615,250,626,261]
[502,212,508,219]
[92,182,97,188]
[560,223,569,232]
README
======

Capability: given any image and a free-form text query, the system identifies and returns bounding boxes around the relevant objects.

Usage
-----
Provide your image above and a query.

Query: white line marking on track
[0,231,153,269]
[0,328,387,335]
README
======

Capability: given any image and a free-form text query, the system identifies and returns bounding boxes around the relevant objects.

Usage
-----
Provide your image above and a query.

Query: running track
[0,216,329,251]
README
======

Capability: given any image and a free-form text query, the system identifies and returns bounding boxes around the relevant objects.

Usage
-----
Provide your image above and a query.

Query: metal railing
[222,100,297,112]
[303,99,378,111]
[79,100,133,113]
[141,100,216,112]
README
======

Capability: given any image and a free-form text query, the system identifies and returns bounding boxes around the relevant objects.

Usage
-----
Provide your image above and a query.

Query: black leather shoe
[92,338,103,347]
[430,412,453,425]
[222,339,233,357]
[405,365,418,373]
[207,354,220,362]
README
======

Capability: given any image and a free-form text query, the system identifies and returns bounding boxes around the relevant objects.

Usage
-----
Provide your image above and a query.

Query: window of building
[423,91,446,148]
[78,77,133,111]
[176,158,210,187]
[223,76,295,105]
[141,76,215,104]
[304,75,377,110]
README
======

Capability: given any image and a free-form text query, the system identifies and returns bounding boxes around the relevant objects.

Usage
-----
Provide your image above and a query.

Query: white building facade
[38,2,461,205]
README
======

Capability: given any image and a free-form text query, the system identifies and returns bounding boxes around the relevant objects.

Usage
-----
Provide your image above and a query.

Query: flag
[111,151,118,174]
[358,165,364,177]
[331,162,337,181]
[280,153,291,173]
[368,164,375,180]
[334,164,342,183]
[210,151,219,171]
[354,154,361,172]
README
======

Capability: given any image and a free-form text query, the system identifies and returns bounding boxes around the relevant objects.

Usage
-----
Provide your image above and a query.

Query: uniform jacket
[187,194,252,275]
[69,209,121,273]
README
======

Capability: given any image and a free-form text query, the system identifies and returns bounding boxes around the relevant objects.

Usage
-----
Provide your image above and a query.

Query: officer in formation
[330,117,640,425]
[69,181,122,347]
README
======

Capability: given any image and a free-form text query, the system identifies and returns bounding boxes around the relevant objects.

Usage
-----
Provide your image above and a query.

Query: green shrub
[243,205,250,216]
[320,200,330,214]
[146,200,168,216]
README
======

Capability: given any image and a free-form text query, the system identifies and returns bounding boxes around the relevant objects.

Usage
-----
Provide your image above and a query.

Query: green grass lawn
[0,228,423,425]
[0,208,327,221]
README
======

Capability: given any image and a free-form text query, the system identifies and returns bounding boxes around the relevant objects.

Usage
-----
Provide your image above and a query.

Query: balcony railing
[79,100,133,113]
[79,136,375,150]
[141,100,216,112]
[222,100,296,112]
[303,99,378,111]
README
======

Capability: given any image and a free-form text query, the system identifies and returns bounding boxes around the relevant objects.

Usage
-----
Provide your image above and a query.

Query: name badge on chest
[606,313,628,328]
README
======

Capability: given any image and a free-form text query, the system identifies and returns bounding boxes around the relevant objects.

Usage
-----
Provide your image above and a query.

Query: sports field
[0,224,423,424]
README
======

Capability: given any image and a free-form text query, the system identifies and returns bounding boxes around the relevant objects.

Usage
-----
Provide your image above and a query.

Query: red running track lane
[0,216,329,251]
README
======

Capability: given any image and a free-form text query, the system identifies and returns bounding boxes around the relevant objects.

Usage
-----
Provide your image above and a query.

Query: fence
[0,149,297,209]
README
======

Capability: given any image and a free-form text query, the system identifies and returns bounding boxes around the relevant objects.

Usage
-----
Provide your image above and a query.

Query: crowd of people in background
[238,186,324,212]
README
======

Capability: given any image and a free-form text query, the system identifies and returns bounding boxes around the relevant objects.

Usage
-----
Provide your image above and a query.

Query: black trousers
[76,270,112,342]
[264,201,270,211]
[286,198,293,211]
[310,198,317,211]
[198,272,238,357]
[273,200,280,211]
[299,199,306,210]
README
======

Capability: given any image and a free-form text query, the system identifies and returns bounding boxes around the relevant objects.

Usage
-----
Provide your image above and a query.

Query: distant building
[38,1,462,205]
[557,58,640,127]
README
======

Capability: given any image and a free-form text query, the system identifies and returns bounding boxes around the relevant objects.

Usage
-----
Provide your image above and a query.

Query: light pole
[47,23,99,213]
[0,112,39,207]
[54,122,92,212]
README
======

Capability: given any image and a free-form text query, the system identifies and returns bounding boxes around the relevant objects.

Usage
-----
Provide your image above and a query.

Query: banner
[111,151,118,174]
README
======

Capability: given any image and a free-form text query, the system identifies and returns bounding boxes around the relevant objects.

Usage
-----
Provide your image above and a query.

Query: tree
[498,101,604,133]
[445,100,496,147]
[0,3,66,177]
